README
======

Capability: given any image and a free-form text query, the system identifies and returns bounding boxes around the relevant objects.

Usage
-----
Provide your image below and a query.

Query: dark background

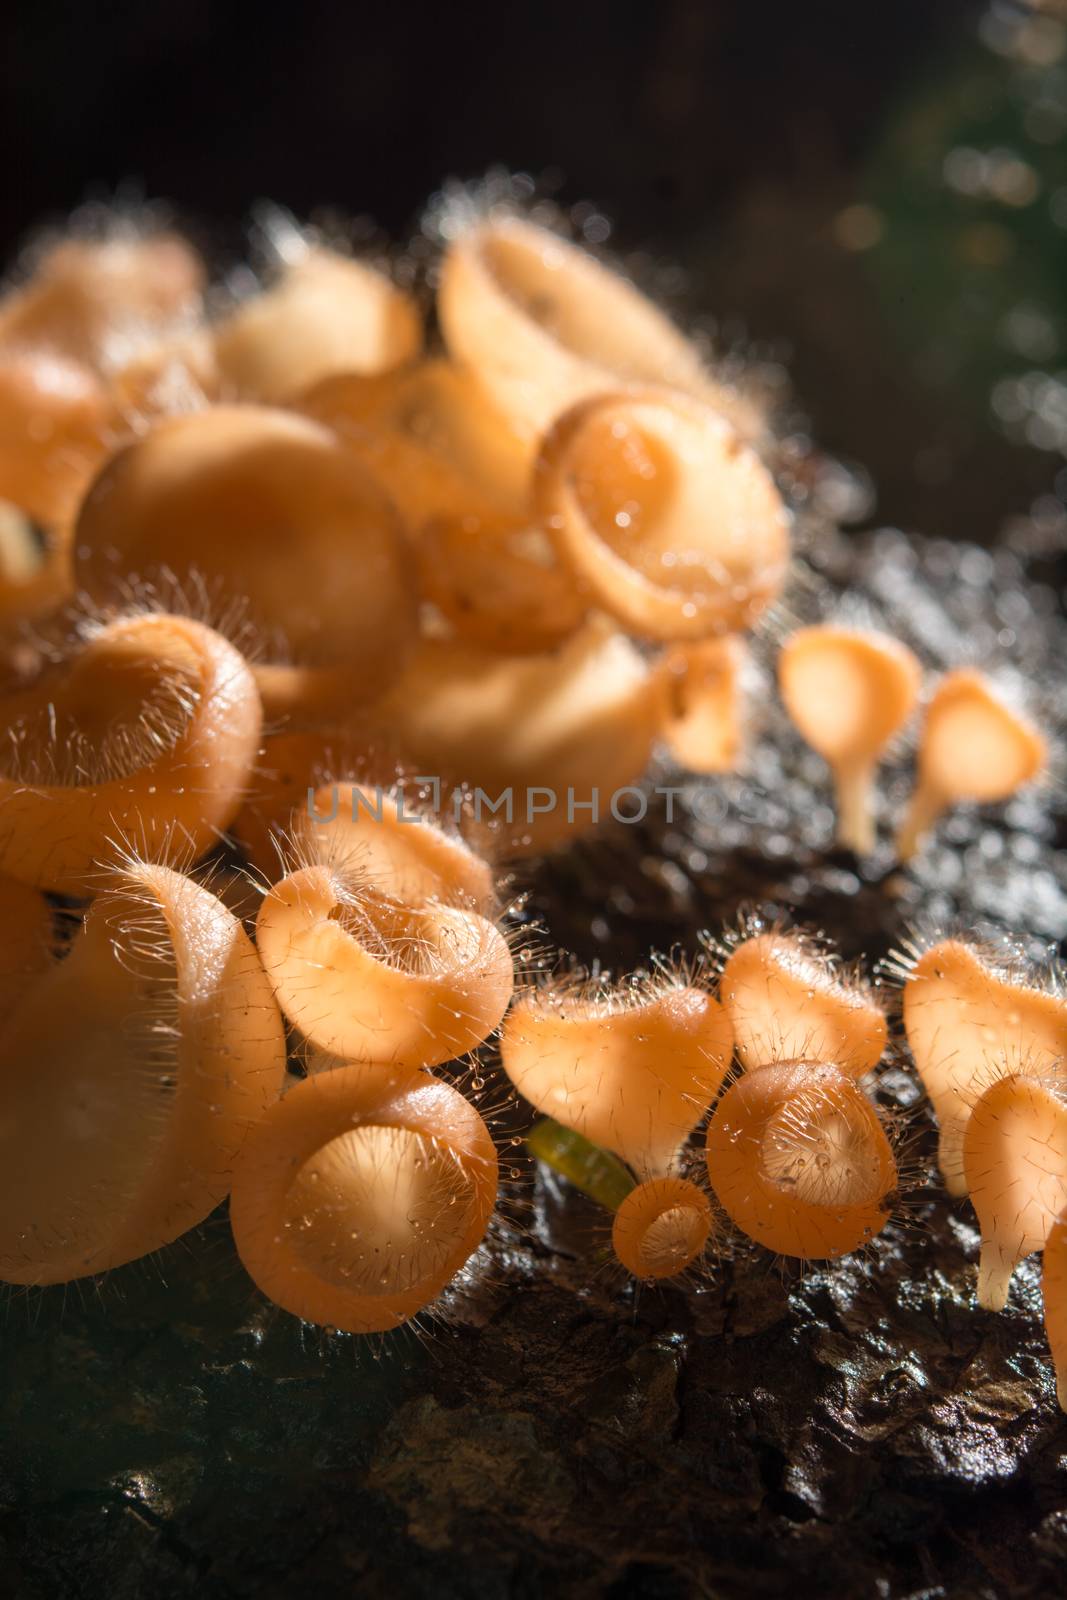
[2,0,970,247]
[7,0,1063,542]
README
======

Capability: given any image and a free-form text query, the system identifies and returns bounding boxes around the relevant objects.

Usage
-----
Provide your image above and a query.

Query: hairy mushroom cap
[0,859,287,1285]
[963,1069,1067,1311]
[256,863,514,1066]
[300,782,496,911]
[229,1062,498,1333]
[534,390,789,641]
[720,931,887,1079]
[611,1176,713,1279]
[902,938,1067,1196]
[438,214,762,442]
[501,972,734,1177]
[214,247,422,403]
[72,404,418,722]
[705,1061,897,1260]
[0,610,262,893]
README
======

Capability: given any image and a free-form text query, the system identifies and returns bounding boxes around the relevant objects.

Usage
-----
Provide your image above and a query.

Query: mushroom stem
[977,1247,1015,1313]
[937,1121,970,1199]
[1042,1213,1067,1412]
[895,782,946,862]
[834,757,877,855]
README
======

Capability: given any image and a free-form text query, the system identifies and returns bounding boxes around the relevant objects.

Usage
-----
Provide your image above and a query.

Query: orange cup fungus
[534,390,789,641]
[213,246,422,404]
[0,858,286,1285]
[375,617,663,856]
[705,1061,897,1260]
[229,1062,498,1333]
[3,191,1062,1358]
[72,404,417,721]
[778,625,922,855]
[962,1069,1067,1311]
[896,670,1045,861]
[255,859,513,1067]
[0,610,261,893]
[657,636,748,774]
[902,938,1067,1196]
[299,358,530,530]
[611,1176,714,1280]
[719,931,887,1079]
[500,972,734,1177]
[438,214,762,443]
[301,781,495,911]
[0,231,205,373]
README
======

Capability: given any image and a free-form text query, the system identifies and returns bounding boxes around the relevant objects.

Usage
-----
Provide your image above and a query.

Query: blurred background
[4,0,1067,544]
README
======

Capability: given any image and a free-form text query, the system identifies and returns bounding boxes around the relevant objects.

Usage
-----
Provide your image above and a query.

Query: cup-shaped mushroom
[0,231,204,370]
[437,214,762,442]
[232,727,405,882]
[1042,1211,1067,1411]
[110,326,220,419]
[963,1071,1067,1311]
[214,248,421,403]
[658,636,747,774]
[902,939,1067,1196]
[0,860,287,1285]
[612,1176,713,1279]
[0,873,53,1010]
[705,1061,897,1260]
[0,611,261,893]
[419,512,587,654]
[73,405,418,722]
[720,932,887,1078]
[299,359,529,529]
[302,783,495,912]
[230,1063,498,1333]
[534,391,789,642]
[896,670,1045,861]
[256,864,514,1065]
[500,977,734,1177]
[375,617,662,856]
[0,349,115,624]
[777,626,922,854]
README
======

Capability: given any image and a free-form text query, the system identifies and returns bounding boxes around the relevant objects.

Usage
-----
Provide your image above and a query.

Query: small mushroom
[705,1061,897,1260]
[612,1176,714,1280]
[500,969,733,1178]
[963,1069,1067,1311]
[778,625,921,855]
[896,670,1044,861]
[230,1063,498,1333]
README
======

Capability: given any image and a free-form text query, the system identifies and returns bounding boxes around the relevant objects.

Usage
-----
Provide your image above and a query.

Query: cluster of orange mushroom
[900,935,1067,1406]
[777,625,1045,859]
[0,201,1061,1403]
[505,927,898,1280]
